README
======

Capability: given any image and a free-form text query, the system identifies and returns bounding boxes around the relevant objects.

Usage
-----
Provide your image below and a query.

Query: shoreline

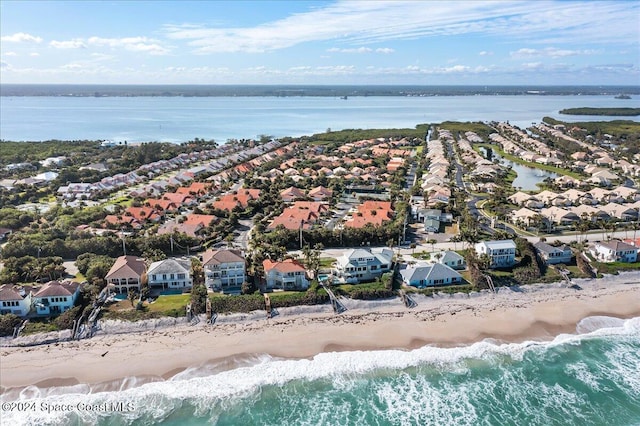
[1,274,640,394]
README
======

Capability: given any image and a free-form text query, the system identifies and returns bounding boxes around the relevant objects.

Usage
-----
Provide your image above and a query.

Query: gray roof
[400,263,461,283]
[478,240,517,250]
[432,250,465,264]
[533,241,570,255]
[147,258,191,276]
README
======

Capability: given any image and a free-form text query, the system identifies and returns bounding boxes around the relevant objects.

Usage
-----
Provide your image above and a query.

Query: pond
[479,147,559,191]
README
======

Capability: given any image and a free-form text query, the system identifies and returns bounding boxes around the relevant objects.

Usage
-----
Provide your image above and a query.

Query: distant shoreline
[559,107,640,116]
[2,84,639,98]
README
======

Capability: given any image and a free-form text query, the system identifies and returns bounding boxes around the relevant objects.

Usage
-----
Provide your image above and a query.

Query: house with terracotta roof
[280,186,306,203]
[212,189,261,212]
[308,186,333,201]
[0,284,33,316]
[32,280,81,316]
[202,249,246,292]
[263,259,309,290]
[104,214,143,230]
[163,192,197,207]
[105,256,147,294]
[125,206,163,223]
[183,213,218,227]
[145,198,179,213]
[344,200,394,228]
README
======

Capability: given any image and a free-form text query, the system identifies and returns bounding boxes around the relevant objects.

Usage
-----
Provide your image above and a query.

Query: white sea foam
[2,316,638,425]
[576,315,626,334]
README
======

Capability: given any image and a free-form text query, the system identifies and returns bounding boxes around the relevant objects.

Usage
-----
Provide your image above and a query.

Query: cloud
[29,52,40,57]
[327,47,372,53]
[511,47,599,58]
[479,51,493,56]
[164,1,638,54]
[87,36,170,55]
[50,39,87,49]
[0,61,9,69]
[327,46,394,54]
[3,51,17,56]
[1,32,43,43]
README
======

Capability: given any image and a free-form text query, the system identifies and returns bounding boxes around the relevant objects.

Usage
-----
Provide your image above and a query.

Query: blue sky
[1,0,638,85]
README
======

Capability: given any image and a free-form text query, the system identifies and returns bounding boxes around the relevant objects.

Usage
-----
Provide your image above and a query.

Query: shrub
[53,305,83,330]
[0,314,22,337]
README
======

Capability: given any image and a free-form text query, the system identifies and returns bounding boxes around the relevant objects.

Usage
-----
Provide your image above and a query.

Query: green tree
[190,284,208,314]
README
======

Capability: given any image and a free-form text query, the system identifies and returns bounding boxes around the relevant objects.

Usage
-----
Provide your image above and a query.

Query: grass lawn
[110,196,133,207]
[593,261,640,275]
[147,294,190,313]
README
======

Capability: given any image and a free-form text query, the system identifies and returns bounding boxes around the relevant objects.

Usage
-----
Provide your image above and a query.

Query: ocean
[1,316,638,425]
[1,94,639,143]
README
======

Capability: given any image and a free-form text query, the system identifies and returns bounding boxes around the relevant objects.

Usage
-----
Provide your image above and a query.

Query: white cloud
[327,47,372,53]
[164,1,638,53]
[29,52,40,57]
[375,48,394,54]
[479,51,493,56]
[87,36,170,55]
[3,51,17,56]
[511,47,599,58]
[50,39,87,49]
[1,32,43,43]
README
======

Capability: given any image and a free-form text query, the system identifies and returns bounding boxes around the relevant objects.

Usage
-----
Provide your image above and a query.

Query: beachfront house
[533,242,573,265]
[147,258,193,291]
[333,248,393,283]
[202,249,246,292]
[105,256,147,294]
[430,250,466,270]
[0,284,33,317]
[591,240,638,263]
[263,259,310,290]
[475,240,517,268]
[400,263,462,288]
[32,280,81,316]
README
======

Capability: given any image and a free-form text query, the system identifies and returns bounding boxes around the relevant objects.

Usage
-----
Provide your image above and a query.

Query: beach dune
[1,274,639,392]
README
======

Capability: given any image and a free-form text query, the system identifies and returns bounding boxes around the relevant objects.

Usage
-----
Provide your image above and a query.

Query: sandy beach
[1,273,639,393]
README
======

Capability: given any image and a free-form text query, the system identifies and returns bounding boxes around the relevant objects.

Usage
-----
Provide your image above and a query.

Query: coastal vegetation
[559,107,640,116]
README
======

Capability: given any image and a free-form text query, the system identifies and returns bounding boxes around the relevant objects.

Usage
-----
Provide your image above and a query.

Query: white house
[202,249,246,292]
[400,263,462,288]
[333,248,393,283]
[592,240,638,263]
[475,240,517,268]
[263,259,310,290]
[533,242,573,265]
[147,258,192,291]
[430,250,466,270]
[32,280,80,316]
[0,284,33,317]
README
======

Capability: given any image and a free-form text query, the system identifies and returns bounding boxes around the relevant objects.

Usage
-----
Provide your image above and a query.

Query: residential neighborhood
[1,117,640,336]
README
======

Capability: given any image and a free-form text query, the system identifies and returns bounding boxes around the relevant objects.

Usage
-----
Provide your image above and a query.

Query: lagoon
[1,94,639,143]
[480,146,559,191]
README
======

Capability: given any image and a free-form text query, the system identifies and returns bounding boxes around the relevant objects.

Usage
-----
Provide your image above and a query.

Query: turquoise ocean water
[2,316,639,425]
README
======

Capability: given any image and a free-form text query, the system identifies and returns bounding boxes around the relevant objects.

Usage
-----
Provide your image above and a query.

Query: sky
[1,0,639,85]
